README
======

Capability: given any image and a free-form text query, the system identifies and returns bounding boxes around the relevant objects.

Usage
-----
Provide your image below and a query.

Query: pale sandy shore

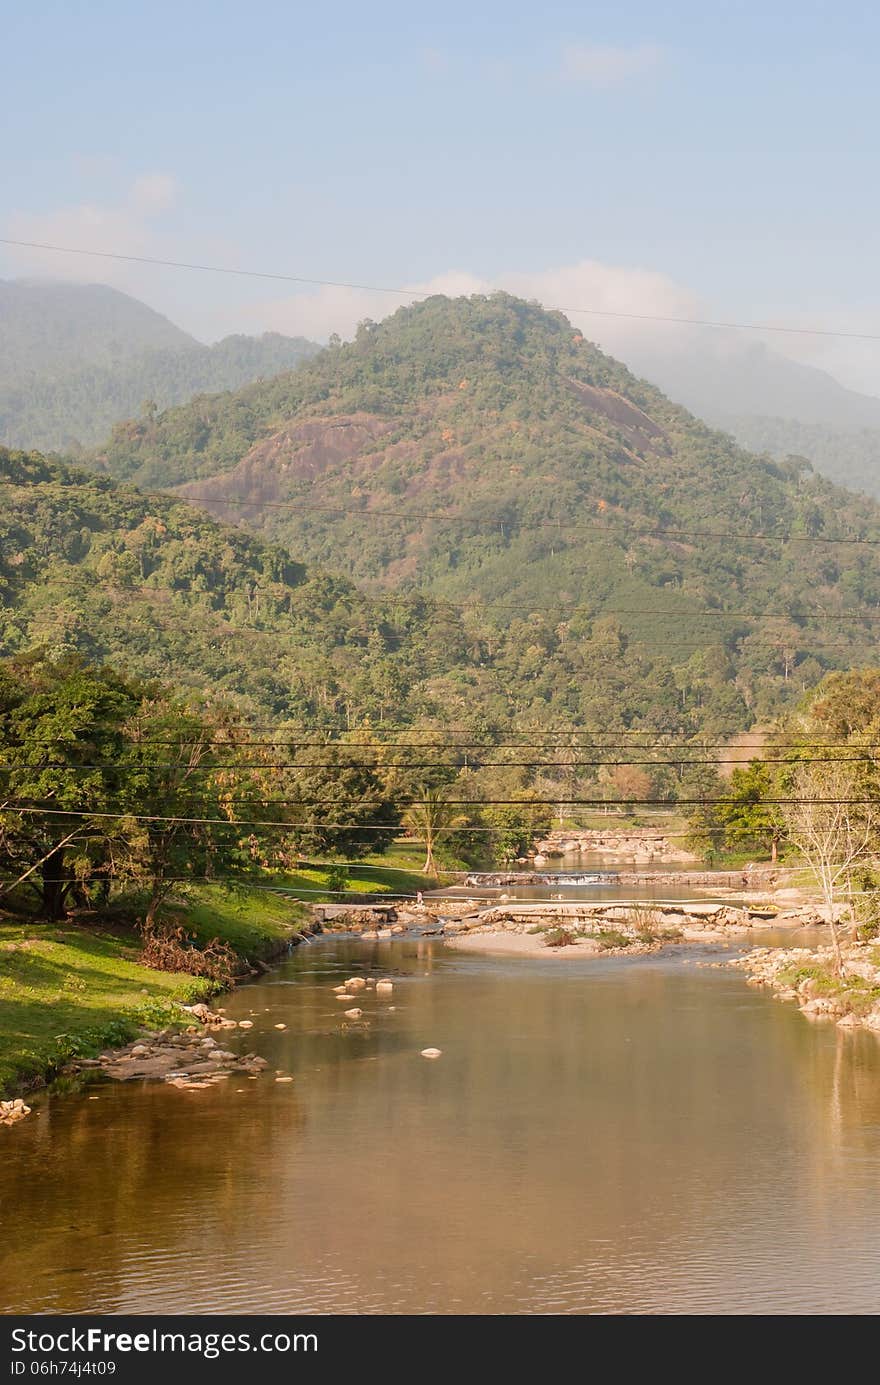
[442,923,793,960]
[444,930,591,958]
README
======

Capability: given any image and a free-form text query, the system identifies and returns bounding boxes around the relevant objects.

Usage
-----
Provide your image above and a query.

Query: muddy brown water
[2,933,880,1315]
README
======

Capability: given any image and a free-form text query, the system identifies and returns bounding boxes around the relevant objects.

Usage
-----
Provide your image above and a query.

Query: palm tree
[402,786,467,875]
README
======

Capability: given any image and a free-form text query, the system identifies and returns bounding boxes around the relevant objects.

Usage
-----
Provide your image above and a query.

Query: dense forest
[1,445,762,738]
[0,280,318,451]
[82,293,880,692]
[725,414,880,500]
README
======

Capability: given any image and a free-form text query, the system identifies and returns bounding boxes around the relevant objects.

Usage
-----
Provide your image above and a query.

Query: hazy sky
[4,1,880,391]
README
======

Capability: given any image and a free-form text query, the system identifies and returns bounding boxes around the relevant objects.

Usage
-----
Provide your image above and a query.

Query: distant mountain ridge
[618,335,880,498]
[0,279,319,451]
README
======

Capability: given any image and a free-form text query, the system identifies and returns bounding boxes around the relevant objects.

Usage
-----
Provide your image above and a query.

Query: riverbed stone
[0,1098,32,1126]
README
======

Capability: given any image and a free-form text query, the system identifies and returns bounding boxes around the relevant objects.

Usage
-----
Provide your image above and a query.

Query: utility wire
[169,492,880,549]
[0,754,877,771]
[5,800,880,828]
[3,237,880,342]
[15,736,874,749]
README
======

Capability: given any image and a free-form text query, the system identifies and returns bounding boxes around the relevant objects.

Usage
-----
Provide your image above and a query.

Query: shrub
[324,863,350,896]
[141,924,237,987]
[595,928,633,950]
[544,927,578,948]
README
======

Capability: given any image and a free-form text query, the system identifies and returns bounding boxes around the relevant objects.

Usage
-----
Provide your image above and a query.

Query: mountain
[0,280,319,452]
[7,433,878,740]
[0,446,463,727]
[0,279,194,374]
[615,334,880,498]
[718,415,880,498]
[84,293,880,663]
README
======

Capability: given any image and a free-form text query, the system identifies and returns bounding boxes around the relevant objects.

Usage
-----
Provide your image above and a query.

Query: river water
[3,931,880,1315]
[438,851,747,903]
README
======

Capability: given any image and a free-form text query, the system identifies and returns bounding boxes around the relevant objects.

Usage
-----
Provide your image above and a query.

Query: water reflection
[2,937,880,1314]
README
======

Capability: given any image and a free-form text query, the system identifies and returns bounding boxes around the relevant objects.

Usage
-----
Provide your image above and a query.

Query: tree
[480,800,553,865]
[0,656,143,919]
[602,764,652,814]
[782,759,879,975]
[115,700,265,932]
[271,743,400,863]
[712,761,788,863]
[402,786,468,874]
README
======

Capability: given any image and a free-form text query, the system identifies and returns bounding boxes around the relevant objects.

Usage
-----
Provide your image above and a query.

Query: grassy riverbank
[266,841,449,902]
[0,884,309,1098]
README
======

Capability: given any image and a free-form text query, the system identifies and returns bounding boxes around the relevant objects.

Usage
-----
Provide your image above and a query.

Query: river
[3,928,880,1315]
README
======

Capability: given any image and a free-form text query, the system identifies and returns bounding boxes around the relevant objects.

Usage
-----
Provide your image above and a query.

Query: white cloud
[501,260,701,356]
[129,173,177,214]
[3,173,178,286]
[245,259,699,356]
[252,270,489,342]
[561,42,665,88]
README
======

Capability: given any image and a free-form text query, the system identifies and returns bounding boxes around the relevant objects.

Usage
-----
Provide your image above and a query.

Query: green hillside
[0,280,319,451]
[723,413,880,500]
[0,444,827,738]
[0,279,193,376]
[87,293,880,663]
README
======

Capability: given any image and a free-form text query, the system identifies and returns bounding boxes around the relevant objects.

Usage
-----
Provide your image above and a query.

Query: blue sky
[3,1,880,389]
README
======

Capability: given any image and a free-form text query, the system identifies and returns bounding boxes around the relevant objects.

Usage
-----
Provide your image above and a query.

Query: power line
[3,236,880,342]
[368,596,880,622]
[169,492,880,550]
[13,735,872,749]
[5,799,880,829]
[1,754,877,772]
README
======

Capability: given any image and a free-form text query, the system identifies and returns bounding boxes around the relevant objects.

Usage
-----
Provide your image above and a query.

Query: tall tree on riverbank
[0,658,143,918]
[114,699,262,932]
[782,759,879,975]
[403,786,469,874]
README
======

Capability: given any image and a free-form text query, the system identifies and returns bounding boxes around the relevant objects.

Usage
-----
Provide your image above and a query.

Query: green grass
[776,959,880,1016]
[0,881,308,1097]
[595,928,634,950]
[264,839,448,903]
[0,919,213,1096]
[160,884,309,958]
[555,812,690,833]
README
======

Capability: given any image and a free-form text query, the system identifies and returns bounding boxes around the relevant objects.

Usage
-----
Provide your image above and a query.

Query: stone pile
[74,1029,271,1090]
[0,1098,31,1127]
[729,943,880,1032]
[451,901,772,940]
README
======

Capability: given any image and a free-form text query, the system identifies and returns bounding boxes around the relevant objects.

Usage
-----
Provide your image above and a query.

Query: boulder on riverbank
[66,1008,274,1090]
[730,942,880,1032]
[0,1097,31,1126]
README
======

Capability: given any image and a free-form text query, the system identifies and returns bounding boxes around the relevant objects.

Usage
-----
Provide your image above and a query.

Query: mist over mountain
[0,279,320,452]
[619,334,880,498]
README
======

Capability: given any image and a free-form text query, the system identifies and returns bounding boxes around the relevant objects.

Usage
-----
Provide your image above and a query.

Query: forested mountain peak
[0,279,195,377]
[86,294,880,633]
[0,279,320,452]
